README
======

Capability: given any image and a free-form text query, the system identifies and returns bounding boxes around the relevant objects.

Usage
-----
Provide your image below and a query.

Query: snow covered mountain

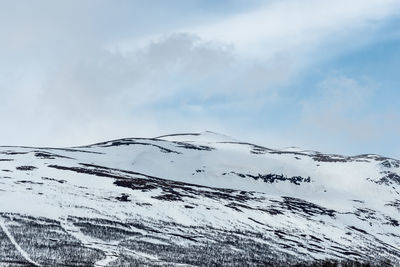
[0,131,399,266]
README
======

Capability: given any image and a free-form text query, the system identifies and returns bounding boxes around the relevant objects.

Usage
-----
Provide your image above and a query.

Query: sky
[1,0,400,158]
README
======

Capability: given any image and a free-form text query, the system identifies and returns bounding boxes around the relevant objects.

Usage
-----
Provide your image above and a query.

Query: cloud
[300,76,375,138]
[191,0,400,58]
[0,0,399,158]
[40,33,235,112]
[0,31,285,146]
[295,75,400,156]
[8,30,291,116]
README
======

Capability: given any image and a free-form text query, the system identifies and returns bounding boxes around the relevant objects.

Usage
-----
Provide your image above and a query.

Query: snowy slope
[0,131,399,266]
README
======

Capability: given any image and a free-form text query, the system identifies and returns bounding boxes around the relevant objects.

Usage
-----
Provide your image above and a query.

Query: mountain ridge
[0,132,399,266]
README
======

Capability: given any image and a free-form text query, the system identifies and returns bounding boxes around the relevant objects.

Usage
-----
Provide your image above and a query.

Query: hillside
[0,132,399,266]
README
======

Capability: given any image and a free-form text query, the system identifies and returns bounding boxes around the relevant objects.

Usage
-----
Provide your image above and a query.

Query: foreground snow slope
[0,131,399,266]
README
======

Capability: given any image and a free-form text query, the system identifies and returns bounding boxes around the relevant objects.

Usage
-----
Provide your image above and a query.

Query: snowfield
[0,131,399,266]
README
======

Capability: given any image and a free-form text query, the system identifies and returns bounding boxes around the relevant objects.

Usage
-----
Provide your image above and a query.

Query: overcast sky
[1,0,400,158]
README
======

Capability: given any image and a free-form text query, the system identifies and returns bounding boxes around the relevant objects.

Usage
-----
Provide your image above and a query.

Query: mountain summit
[0,132,399,266]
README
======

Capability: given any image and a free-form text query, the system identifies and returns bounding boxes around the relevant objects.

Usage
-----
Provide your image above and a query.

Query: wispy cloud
[190,0,400,56]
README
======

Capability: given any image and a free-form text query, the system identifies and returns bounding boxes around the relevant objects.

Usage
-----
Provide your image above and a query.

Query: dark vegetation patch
[136,202,152,207]
[0,213,104,266]
[114,179,157,192]
[350,207,400,228]
[225,202,284,215]
[251,146,273,154]
[41,177,66,184]
[311,154,348,163]
[47,164,132,180]
[295,259,392,267]
[225,203,244,212]
[119,220,397,266]
[116,193,130,202]
[15,180,43,185]
[248,217,267,226]
[68,217,141,242]
[86,138,181,154]
[119,225,298,266]
[114,176,260,203]
[0,212,398,266]
[312,153,399,165]
[153,193,184,201]
[270,150,309,157]
[385,199,400,212]
[0,151,28,155]
[172,141,214,151]
[384,216,399,227]
[348,226,368,235]
[270,197,336,218]
[354,208,377,221]
[16,166,37,171]
[37,147,104,154]
[261,207,284,215]
[1,146,103,154]
[224,171,311,185]
[0,225,31,266]
[34,151,74,160]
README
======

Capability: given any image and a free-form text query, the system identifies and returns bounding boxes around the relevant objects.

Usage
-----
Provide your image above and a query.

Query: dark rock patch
[348,226,368,235]
[384,216,399,227]
[88,138,181,154]
[116,194,130,202]
[228,172,311,185]
[0,151,28,155]
[385,199,400,212]
[41,177,66,184]
[375,173,400,186]
[34,152,74,160]
[16,166,37,171]
[15,180,43,185]
[173,141,214,151]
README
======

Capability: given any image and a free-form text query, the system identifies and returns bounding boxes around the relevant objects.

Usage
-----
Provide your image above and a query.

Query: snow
[0,132,399,265]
